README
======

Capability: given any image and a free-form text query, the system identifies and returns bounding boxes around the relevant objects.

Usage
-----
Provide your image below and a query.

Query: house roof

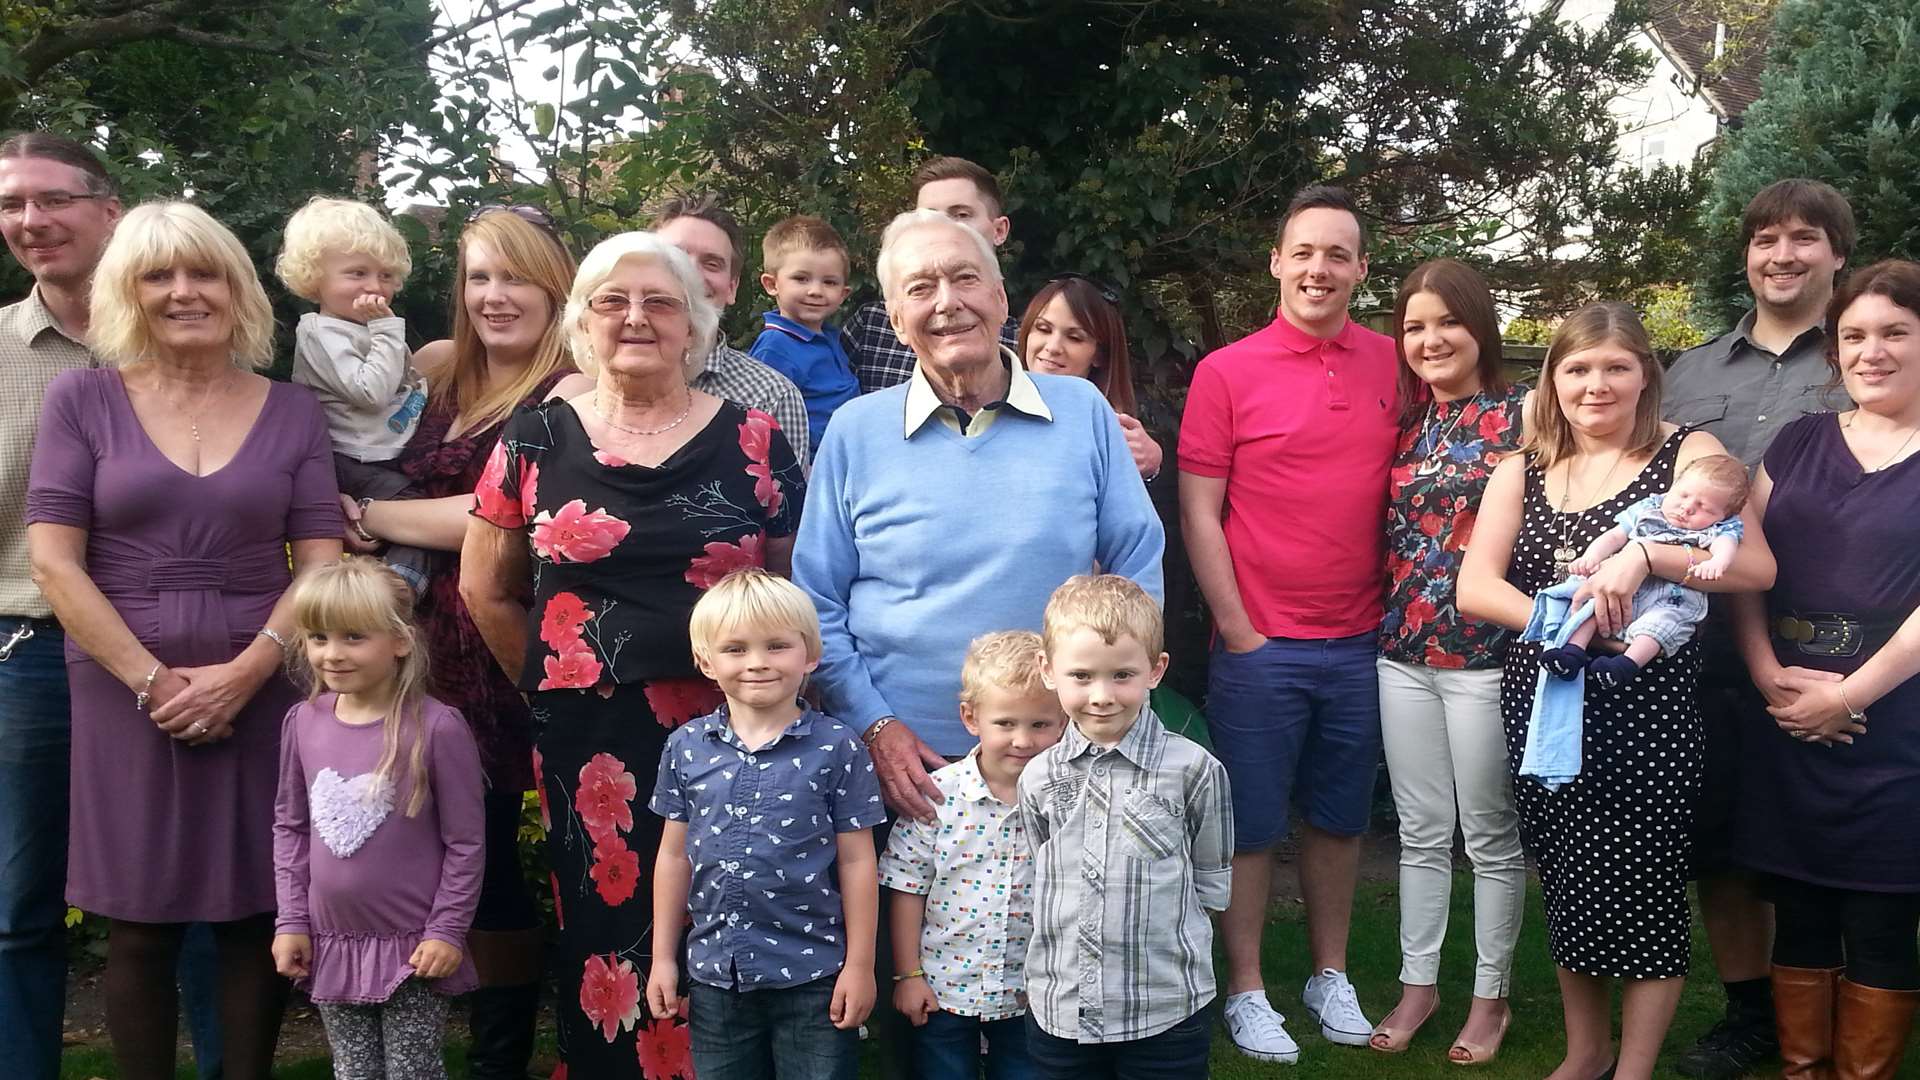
[1645,3,1772,121]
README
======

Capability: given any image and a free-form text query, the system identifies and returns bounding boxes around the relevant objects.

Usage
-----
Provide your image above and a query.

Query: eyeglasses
[473,203,560,234]
[0,192,105,217]
[587,293,689,318]
[1048,272,1121,306]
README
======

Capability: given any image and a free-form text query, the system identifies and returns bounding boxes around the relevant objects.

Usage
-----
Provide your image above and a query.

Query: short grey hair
[564,231,720,378]
[875,209,1001,304]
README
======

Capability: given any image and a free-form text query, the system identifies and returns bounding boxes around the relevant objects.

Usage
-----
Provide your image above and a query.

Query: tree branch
[421,0,542,53]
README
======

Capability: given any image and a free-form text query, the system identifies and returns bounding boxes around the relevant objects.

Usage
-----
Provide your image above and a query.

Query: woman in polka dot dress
[1459,303,1776,1080]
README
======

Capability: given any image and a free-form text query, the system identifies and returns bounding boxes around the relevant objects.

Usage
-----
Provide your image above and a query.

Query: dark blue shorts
[1205,631,1382,849]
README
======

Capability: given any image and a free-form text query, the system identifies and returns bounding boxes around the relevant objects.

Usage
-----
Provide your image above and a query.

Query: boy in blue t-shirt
[646,568,886,1076]
[749,215,859,456]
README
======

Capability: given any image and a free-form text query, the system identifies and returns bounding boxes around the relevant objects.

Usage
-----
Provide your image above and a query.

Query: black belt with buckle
[1772,611,1899,658]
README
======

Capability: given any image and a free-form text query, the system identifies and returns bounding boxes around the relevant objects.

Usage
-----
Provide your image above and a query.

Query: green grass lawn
[59,874,1920,1078]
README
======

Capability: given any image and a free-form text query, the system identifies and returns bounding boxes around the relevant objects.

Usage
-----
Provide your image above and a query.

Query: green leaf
[533,103,556,138]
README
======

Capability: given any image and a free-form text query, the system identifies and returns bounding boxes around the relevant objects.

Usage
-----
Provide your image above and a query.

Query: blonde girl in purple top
[272,558,486,1079]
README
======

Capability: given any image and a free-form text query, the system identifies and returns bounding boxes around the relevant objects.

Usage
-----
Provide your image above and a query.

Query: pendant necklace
[159,371,228,445]
[1414,395,1475,476]
[594,388,692,437]
[1843,414,1920,473]
[1552,450,1626,579]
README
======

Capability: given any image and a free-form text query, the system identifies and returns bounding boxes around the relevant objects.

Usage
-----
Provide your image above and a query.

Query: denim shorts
[1204,631,1381,849]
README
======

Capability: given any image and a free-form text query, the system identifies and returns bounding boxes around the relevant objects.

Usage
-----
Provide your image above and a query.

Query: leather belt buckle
[1776,612,1862,658]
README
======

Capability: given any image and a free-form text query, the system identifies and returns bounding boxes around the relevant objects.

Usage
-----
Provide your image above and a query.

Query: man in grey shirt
[649,192,812,467]
[1662,178,1854,1080]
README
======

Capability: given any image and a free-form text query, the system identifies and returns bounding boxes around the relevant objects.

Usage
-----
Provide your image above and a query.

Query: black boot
[465,981,541,1080]
[1673,994,1779,1079]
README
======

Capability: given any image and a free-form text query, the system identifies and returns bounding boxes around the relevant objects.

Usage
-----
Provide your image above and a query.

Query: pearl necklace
[593,389,692,437]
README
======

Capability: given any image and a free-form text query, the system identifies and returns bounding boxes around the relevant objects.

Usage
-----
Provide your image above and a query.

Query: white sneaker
[1223,990,1300,1064]
[1301,968,1373,1046]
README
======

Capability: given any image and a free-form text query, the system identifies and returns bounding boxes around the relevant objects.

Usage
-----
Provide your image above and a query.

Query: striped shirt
[844,300,1019,395]
[1016,706,1232,1043]
[0,289,96,617]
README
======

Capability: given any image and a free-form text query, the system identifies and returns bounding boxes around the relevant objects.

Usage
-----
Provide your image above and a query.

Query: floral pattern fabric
[473,400,804,690]
[477,399,800,1079]
[1380,382,1530,669]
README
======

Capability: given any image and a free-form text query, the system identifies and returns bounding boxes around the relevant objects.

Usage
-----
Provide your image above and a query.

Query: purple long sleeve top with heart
[272,694,486,1003]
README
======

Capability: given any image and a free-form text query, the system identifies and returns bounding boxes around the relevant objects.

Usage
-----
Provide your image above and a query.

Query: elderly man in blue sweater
[793,208,1164,821]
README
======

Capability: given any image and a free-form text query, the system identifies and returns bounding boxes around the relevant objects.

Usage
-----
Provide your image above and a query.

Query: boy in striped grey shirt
[1018,575,1234,1076]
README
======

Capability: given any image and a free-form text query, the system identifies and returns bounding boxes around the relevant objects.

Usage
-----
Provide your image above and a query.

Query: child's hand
[893,974,938,1027]
[408,938,462,980]
[646,957,681,1020]
[1693,555,1732,581]
[829,965,876,1030]
[1567,555,1600,577]
[271,933,312,979]
[354,292,395,321]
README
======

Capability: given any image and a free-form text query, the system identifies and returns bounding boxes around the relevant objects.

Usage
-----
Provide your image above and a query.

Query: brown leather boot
[1832,978,1920,1080]
[1773,965,1841,1080]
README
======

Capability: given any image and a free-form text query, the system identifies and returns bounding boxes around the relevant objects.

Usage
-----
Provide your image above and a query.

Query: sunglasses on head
[473,202,560,234]
[1048,272,1121,306]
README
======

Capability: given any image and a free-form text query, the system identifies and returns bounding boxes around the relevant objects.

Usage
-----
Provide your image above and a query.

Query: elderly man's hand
[866,718,947,823]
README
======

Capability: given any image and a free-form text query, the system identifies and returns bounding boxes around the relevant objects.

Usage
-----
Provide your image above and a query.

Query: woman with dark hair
[1458,302,1774,1080]
[349,207,592,1078]
[1371,259,1529,1061]
[1731,259,1920,1079]
[1018,275,1162,478]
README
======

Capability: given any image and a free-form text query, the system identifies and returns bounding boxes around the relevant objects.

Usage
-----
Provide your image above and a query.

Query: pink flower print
[518,459,541,519]
[593,448,631,468]
[530,500,632,563]
[549,871,565,930]
[473,442,522,526]
[644,678,723,730]
[739,410,785,516]
[550,1066,568,1080]
[539,641,604,691]
[533,748,551,831]
[636,1004,693,1079]
[578,953,643,1042]
[589,837,641,906]
[540,592,593,649]
[574,752,636,845]
[683,533,765,589]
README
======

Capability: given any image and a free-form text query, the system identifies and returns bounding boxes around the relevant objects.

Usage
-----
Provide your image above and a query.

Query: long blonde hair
[289,559,435,817]
[439,211,578,438]
[1520,301,1665,471]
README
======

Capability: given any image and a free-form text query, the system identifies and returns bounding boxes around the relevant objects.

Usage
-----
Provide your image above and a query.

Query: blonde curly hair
[275,196,412,301]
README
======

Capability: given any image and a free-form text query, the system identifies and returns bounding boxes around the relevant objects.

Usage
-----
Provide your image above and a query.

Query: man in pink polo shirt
[1179,185,1398,1064]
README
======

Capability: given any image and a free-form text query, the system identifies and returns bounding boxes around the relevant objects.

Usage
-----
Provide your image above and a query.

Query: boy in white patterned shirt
[879,630,1065,1079]
[1019,575,1233,1078]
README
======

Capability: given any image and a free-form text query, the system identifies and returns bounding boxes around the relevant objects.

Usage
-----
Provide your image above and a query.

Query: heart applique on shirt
[309,768,395,858]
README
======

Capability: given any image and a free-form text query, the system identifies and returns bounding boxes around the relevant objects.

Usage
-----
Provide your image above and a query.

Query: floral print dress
[1380,382,1531,669]
[473,399,804,1079]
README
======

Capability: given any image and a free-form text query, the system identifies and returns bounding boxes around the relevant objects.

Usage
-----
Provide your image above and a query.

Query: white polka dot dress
[1500,429,1703,979]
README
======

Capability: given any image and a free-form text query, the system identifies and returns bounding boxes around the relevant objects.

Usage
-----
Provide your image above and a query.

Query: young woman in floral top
[1371,259,1531,1062]
[461,233,804,1080]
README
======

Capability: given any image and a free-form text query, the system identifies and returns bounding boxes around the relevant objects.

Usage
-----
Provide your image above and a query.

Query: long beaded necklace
[1551,450,1626,579]
[592,388,692,437]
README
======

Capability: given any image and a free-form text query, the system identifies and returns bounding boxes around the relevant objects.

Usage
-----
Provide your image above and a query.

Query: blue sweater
[793,373,1165,755]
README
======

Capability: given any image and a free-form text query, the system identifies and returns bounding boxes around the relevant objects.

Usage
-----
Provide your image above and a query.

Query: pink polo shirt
[1178,309,1399,639]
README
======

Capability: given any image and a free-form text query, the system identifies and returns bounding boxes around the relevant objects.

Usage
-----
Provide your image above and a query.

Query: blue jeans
[1024,1005,1212,1079]
[916,1009,1033,1080]
[0,621,71,1080]
[689,976,857,1080]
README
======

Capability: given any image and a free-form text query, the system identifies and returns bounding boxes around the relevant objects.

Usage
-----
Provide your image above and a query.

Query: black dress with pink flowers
[473,398,803,1078]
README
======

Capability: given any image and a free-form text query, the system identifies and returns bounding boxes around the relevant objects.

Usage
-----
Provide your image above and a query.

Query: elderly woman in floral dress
[461,231,803,1079]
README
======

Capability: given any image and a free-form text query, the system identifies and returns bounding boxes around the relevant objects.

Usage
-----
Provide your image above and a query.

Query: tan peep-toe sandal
[1368,995,1438,1053]
[1447,1008,1511,1066]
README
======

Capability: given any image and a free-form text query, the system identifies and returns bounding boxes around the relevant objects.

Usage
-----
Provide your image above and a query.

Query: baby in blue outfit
[1540,454,1748,689]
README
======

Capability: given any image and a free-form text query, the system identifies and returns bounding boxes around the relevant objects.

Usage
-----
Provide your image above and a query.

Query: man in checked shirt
[1018,575,1233,1077]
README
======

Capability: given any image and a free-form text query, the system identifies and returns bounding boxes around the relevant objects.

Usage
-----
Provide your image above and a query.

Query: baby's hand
[893,974,939,1027]
[1568,555,1601,577]
[408,938,463,980]
[1693,557,1731,582]
[645,957,681,1020]
[354,292,396,321]
[271,933,312,979]
[830,964,876,1030]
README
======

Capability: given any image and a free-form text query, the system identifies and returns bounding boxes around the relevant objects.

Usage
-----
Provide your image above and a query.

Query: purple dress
[272,695,485,1002]
[26,369,343,921]
[1737,413,1920,891]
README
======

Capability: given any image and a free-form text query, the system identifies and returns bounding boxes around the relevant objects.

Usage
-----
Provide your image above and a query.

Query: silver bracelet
[863,716,894,746]
[257,626,289,650]
[1839,682,1867,721]
[134,662,161,712]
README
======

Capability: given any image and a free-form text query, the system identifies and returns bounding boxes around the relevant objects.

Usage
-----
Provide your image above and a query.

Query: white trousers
[1377,658,1526,998]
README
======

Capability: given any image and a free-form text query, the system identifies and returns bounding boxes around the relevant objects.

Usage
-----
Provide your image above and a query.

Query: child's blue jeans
[1024,1004,1212,1079]
[916,1009,1034,1080]
[689,975,856,1080]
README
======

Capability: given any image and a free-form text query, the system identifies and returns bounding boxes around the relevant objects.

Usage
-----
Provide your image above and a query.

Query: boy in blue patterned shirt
[646,568,886,1079]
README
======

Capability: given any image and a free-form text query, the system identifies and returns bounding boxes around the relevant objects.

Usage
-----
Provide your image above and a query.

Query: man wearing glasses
[0,131,122,1080]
